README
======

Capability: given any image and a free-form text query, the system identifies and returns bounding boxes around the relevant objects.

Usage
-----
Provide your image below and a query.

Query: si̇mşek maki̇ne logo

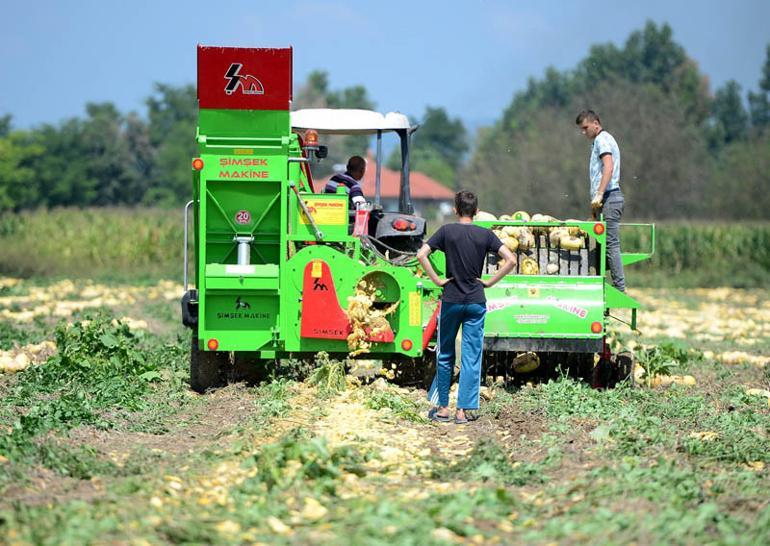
[224,63,265,96]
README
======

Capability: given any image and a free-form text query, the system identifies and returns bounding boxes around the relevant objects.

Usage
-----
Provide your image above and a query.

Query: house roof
[320,158,455,201]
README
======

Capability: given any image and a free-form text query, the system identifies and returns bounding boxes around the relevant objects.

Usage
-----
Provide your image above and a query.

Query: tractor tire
[386,353,435,389]
[592,357,614,389]
[570,353,596,383]
[421,352,437,390]
[615,351,635,383]
[230,352,274,386]
[190,331,228,393]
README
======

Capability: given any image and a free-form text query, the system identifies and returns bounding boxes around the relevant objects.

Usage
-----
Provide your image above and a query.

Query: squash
[502,236,519,252]
[559,235,584,251]
[474,211,497,221]
[517,228,535,251]
[512,352,540,373]
[520,257,539,275]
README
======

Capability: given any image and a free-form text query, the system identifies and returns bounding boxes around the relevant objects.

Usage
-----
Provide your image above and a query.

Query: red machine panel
[300,260,350,340]
[197,45,292,110]
[300,260,394,344]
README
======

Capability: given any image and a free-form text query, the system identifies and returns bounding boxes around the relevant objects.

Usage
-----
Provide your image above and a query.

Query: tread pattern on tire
[190,332,227,393]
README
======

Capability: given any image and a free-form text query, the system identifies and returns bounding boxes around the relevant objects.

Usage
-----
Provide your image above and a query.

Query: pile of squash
[475,210,589,275]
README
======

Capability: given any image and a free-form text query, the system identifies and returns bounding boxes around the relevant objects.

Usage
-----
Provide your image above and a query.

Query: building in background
[319,153,454,222]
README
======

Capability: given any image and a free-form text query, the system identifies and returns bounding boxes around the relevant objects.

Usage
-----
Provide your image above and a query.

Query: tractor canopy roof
[291,109,411,135]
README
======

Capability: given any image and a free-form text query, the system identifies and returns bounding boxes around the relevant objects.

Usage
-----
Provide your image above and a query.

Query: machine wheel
[420,351,437,390]
[387,353,435,389]
[190,331,228,393]
[592,357,614,389]
[181,289,198,328]
[230,352,274,386]
[615,351,636,385]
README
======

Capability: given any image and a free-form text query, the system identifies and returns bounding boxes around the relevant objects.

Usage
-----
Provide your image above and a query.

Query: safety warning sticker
[300,199,347,225]
[408,292,421,326]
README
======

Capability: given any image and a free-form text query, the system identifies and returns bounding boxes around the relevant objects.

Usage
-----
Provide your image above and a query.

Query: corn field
[0,209,768,286]
[0,208,185,279]
[623,222,770,287]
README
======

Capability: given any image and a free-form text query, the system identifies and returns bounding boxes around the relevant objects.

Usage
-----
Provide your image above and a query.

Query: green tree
[294,70,329,108]
[706,131,770,219]
[31,118,97,206]
[82,103,147,205]
[496,21,709,148]
[749,44,770,131]
[387,106,468,188]
[21,102,151,208]
[0,130,44,210]
[145,83,198,205]
[749,92,770,131]
[466,80,710,219]
[576,21,709,123]
[467,21,744,220]
[0,115,11,138]
[293,71,375,178]
[708,80,749,148]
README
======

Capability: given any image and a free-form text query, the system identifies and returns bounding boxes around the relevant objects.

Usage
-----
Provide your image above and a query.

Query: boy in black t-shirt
[417,191,516,424]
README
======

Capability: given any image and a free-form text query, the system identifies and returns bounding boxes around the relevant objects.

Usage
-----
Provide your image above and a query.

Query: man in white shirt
[576,110,625,292]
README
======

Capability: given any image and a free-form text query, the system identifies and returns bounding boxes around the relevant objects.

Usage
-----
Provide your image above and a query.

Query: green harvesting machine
[181,45,655,392]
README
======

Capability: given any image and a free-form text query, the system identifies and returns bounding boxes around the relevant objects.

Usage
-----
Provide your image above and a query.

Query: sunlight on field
[1,277,768,544]
[617,287,769,368]
[0,278,182,323]
[0,340,57,372]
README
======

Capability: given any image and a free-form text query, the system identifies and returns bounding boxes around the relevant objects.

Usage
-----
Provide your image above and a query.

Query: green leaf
[139,371,162,382]
[99,333,118,348]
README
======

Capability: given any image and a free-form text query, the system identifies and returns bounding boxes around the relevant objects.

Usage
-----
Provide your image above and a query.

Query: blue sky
[1,0,768,130]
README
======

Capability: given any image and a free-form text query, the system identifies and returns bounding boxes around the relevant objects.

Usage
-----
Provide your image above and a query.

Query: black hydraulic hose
[360,234,420,266]
[362,234,419,257]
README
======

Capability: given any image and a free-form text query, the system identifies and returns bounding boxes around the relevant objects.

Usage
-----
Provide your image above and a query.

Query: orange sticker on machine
[300,198,347,225]
[408,292,421,326]
[311,260,323,278]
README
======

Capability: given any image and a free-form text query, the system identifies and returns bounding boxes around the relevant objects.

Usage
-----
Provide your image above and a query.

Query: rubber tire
[190,332,228,393]
[592,358,614,389]
[230,352,273,386]
[615,351,635,385]
[421,352,437,390]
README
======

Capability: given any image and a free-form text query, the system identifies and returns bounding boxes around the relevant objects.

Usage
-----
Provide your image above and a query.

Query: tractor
[181,45,654,393]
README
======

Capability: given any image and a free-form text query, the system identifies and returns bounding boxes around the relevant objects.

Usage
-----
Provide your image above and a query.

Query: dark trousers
[602,191,625,292]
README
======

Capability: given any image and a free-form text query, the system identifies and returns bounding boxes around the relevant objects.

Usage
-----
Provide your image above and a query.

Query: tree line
[465,22,770,220]
[0,21,768,220]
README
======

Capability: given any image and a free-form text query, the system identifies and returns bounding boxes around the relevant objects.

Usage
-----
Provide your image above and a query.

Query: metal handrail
[183,199,194,292]
[620,222,656,258]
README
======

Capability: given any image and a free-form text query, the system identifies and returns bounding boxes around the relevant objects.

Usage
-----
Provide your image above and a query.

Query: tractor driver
[324,155,367,209]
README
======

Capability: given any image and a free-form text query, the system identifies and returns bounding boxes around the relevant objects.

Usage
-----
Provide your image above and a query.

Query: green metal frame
[192,107,437,358]
[190,99,655,362]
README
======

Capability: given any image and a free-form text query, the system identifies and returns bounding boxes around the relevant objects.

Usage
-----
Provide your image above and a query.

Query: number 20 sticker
[235,210,251,224]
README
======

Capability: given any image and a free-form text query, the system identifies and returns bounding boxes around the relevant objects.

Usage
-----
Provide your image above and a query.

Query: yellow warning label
[311,260,323,278]
[233,148,254,155]
[300,198,347,225]
[408,292,421,326]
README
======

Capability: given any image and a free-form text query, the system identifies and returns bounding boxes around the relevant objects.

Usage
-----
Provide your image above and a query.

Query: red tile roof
[320,158,454,200]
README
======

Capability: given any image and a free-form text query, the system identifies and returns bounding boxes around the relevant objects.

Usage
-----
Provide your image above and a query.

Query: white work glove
[591,193,603,209]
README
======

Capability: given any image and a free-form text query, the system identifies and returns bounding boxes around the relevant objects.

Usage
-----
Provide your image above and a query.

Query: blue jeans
[427,302,486,410]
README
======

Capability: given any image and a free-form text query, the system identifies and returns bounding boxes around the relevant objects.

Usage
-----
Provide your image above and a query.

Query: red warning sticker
[235,210,251,224]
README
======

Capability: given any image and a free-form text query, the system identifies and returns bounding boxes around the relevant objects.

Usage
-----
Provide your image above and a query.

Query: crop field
[0,276,768,545]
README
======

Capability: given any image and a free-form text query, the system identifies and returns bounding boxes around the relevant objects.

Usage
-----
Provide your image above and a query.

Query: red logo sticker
[235,210,251,224]
[224,63,265,96]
